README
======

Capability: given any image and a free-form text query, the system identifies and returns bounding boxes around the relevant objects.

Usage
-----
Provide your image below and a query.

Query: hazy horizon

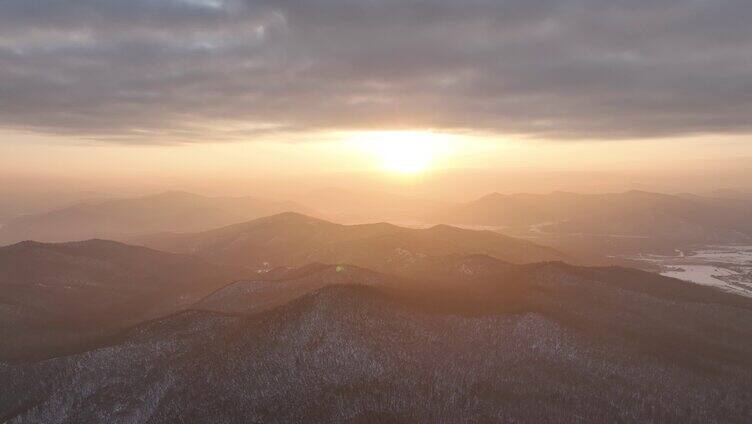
[4,130,752,200]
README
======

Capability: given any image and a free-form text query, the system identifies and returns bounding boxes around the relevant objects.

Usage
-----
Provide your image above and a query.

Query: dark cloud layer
[1,0,751,142]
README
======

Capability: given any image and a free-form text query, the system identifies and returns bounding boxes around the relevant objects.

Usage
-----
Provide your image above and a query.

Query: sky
[1,0,751,198]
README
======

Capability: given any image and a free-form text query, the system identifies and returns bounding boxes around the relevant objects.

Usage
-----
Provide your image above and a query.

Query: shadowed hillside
[195,263,399,315]
[0,240,249,360]
[3,268,752,423]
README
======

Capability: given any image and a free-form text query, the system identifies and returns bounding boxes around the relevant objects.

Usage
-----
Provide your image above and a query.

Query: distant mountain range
[0,191,312,245]
[4,189,751,259]
[3,256,752,422]
[131,212,571,272]
[432,190,752,256]
[436,190,752,239]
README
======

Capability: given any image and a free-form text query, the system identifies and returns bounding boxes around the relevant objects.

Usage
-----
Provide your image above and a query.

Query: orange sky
[2,128,751,201]
[2,0,751,200]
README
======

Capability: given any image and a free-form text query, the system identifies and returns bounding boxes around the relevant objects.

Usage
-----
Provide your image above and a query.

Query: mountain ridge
[131,212,571,273]
[0,192,314,245]
[4,273,752,422]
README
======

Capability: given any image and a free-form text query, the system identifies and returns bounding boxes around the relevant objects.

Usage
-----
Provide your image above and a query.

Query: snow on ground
[631,245,752,298]
[689,245,752,265]
[661,265,752,297]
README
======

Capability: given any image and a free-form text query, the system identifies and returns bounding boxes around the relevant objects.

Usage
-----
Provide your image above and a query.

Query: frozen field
[632,245,752,297]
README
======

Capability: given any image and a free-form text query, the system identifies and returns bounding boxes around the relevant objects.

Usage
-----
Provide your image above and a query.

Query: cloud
[1,0,751,143]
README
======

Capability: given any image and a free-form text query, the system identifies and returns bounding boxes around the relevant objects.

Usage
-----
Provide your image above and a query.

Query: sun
[375,137,433,174]
[349,131,453,174]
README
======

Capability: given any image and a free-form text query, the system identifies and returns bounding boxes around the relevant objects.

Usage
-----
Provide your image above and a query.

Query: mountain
[433,190,752,255]
[0,240,249,360]
[3,261,752,423]
[438,190,752,239]
[132,212,570,273]
[0,191,312,245]
[0,189,108,227]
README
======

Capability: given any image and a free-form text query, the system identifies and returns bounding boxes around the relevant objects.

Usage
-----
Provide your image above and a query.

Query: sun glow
[349,131,454,174]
